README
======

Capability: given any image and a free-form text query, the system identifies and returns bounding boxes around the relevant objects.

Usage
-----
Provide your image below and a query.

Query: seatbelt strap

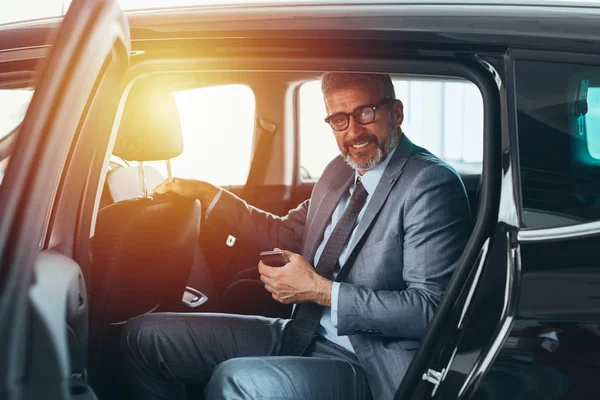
[242,117,278,204]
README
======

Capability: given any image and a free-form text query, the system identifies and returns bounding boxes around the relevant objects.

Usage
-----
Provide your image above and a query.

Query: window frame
[511,49,600,239]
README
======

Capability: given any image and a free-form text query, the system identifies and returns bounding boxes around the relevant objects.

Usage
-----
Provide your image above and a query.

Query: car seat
[88,84,201,393]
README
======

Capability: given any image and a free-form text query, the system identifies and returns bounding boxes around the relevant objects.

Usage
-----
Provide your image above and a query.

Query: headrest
[113,82,183,161]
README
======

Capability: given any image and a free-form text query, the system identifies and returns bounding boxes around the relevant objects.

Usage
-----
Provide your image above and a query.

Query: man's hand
[153,178,219,206]
[259,249,332,307]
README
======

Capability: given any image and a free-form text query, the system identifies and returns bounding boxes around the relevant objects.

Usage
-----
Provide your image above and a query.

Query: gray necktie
[279,178,368,356]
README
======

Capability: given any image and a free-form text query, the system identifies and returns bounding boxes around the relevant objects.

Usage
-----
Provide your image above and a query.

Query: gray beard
[343,129,398,172]
[343,145,384,171]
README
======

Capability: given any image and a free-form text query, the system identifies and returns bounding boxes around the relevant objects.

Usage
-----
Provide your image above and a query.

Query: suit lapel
[304,173,354,264]
[338,136,416,276]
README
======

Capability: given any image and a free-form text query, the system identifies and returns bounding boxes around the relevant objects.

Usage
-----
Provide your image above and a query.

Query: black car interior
[84,68,487,398]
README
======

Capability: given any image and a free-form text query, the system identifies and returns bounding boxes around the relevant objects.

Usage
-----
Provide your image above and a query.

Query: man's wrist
[196,181,219,204]
[314,277,333,307]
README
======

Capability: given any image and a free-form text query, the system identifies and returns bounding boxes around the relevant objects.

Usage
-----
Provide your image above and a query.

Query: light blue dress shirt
[205,145,398,353]
[313,146,398,352]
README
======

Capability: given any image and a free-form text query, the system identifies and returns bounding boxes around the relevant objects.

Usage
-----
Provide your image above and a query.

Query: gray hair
[321,72,395,99]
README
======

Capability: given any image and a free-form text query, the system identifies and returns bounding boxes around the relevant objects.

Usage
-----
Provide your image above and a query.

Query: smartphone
[259,250,289,267]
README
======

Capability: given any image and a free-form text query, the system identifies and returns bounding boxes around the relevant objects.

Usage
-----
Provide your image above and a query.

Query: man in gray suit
[120,73,472,400]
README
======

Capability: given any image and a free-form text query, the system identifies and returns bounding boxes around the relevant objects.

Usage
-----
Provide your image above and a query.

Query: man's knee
[120,314,162,369]
[205,358,278,399]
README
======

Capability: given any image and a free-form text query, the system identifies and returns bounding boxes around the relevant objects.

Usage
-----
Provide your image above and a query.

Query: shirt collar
[354,144,399,196]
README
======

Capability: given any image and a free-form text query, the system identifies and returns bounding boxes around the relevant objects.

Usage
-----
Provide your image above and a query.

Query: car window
[515,60,600,228]
[585,86,600,159]
[0,89,34,184]
[0,89,33,140]
[139,84,255,187]
[298,77,483,180]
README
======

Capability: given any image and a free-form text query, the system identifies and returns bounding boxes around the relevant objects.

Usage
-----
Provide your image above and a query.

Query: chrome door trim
[518,220,600,242]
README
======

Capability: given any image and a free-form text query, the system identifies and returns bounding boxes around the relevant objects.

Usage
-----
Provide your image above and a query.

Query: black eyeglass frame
[324,97,396,131]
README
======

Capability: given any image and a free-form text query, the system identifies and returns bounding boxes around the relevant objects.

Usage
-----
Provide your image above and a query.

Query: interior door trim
[0,46,48,63]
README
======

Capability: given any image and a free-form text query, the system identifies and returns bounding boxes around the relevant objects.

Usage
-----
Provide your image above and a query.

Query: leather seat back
[92,196,200,325]
[90,81,198,335]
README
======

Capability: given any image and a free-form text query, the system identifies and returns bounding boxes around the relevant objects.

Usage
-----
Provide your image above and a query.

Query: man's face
[325,83,403,174]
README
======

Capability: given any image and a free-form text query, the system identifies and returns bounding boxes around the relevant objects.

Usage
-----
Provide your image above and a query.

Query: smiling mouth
[350,139,377,152]
[345,135,378,153]
[352,141,371,149]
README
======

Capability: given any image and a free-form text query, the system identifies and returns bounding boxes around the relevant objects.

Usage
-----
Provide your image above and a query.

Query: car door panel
[470,235,600,400]
[28,251,90,399]
[401,227,513,400]
[464,51,600,400]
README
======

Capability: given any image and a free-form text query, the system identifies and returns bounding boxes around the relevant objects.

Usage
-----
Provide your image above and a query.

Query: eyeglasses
[324,98,395,131]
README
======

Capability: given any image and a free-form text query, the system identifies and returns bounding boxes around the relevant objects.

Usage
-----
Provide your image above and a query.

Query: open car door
[0,0,129,399]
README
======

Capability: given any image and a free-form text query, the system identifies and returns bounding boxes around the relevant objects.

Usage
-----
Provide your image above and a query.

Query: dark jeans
[120,312,372,399]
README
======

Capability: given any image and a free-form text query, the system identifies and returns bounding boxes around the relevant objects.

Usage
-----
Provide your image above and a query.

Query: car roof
[2,1,600,57]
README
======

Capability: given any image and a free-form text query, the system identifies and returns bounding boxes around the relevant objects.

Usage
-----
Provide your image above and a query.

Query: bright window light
[586,87,600,159]
[143,85,255,186]
[0,89,34,140]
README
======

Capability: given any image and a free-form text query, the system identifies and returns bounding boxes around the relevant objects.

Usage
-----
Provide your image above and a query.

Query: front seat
[88,84,201,393]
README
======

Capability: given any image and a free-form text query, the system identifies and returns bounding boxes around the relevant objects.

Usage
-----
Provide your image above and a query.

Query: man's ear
[393,99,404,126]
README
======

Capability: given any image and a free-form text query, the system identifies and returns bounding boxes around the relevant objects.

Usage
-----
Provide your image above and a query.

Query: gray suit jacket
[207,136,472,399]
